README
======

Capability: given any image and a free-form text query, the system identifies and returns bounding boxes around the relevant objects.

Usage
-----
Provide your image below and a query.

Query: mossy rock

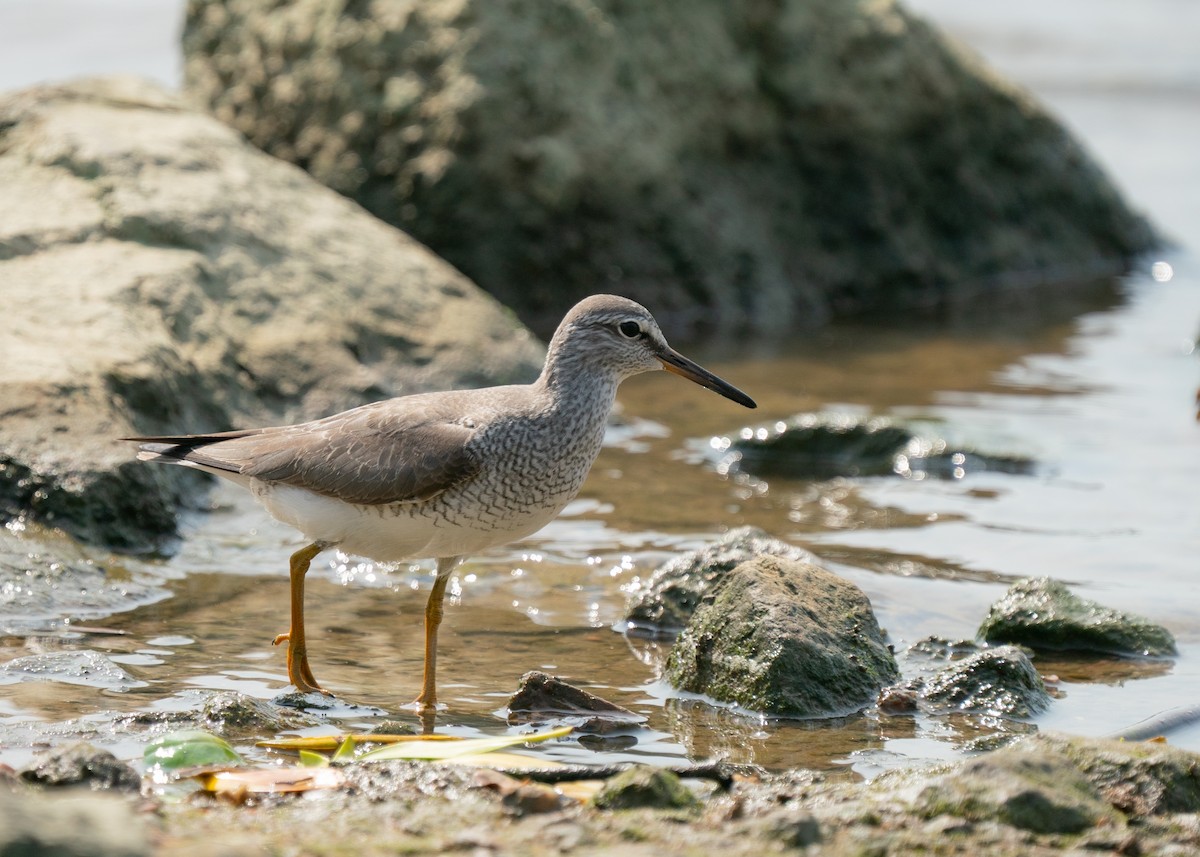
[665,556,898,716]
[916,744,1121,834]
[623,527,816,634]
[593,767,699,811]
[979,578,1176,657]
[920,645,1051,718]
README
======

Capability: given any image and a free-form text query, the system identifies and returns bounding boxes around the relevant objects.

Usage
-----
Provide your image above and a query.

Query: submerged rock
[915,645,1051,718]
[200,691,321,738]
[0,76,543,551]
[664,556,898,716]
[979,577,1177,657]
[623,527,816,634]
[19,742,142,792]
[183,0,1153,336]
[506,671,645,735]
[0,527,170,634]
[0,650,146,691]
[718,413,1035,480]
[593,767,699,811]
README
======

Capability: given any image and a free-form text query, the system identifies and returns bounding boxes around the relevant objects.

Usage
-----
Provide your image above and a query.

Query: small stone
[920,646,1051,718]
[506,671,644,734]
[593,767,700,811]
[20,742,142,792]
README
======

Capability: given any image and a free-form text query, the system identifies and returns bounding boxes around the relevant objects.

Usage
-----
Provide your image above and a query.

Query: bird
[124,294,756,710]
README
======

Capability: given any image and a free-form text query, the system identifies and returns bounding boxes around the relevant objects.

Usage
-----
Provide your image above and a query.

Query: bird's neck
[536,351,622,424]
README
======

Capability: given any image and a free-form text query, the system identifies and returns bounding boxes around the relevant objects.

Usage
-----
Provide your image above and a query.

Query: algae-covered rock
[1035,732,1200,816]
[918,645,1051,718]
[593,766,699,811]
[720,413,1035,480]
[19,742,142,792]
[0,76,543,551]
[916,743,1121,834]
[182,0,1153,336]
[979,577,1176,657]
[664,556,898,716]
[201,690,321,738]
[623,527,816,634]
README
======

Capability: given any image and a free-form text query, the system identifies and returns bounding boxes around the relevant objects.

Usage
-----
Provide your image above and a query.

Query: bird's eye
[618,321,641,338]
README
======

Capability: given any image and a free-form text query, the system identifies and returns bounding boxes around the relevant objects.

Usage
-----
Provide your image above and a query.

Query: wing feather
[125,398,481,505]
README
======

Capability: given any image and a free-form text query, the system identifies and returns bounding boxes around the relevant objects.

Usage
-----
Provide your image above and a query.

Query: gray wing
[126,398,481,506]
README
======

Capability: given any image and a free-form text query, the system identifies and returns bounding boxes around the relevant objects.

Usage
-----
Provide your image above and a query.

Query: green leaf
[144,730,243,772]
[332,736,358,762]
[298,750,330,768]
[360,726,573,762]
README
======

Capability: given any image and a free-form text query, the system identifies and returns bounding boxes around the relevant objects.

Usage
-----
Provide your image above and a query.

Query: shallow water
[1,0,1198,777]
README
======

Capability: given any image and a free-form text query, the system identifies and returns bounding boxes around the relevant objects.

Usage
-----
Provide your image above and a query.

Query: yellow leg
[415,557,461,710]
[272,542,330,695]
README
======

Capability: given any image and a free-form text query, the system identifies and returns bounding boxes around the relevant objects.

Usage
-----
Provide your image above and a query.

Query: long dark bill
[659,348,757,409]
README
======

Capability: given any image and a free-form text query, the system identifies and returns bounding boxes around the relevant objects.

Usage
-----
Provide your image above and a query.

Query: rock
[623,527,817,634]
[0,77,544,551]
[1035,732,1200,816]
[717,413,1034,480]
[916,645,1051,718]
[19,742,142,792]
[593,767,699,811]
[0,650,146,691]
[0,526,170,635]
[200,690,321,738]
[916,742,1122,834]
[664,556,898,716]
[979,577,1177,657]
[506,671,645,735]
[0,787,150,856]
[182,0,1153,337]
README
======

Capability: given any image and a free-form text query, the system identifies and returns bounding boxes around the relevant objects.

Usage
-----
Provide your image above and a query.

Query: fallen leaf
[145,731,243,773]
[361,726,573,762]
[199,766,344,795]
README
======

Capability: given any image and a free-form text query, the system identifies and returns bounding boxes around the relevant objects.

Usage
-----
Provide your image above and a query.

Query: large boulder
[183,0,1154,336]
[0,77,544,551]
[664,556,898,716]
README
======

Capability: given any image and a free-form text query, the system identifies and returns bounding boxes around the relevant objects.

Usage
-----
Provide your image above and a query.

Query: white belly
[253,480,565,562]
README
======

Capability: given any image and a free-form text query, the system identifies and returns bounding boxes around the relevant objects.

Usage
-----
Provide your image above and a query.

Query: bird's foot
[273,632,332,696]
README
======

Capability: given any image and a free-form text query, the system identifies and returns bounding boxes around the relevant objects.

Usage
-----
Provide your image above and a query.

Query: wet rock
[916,645,1051,718]
[506,671,645,735]
[979,577,1177,657]
[664,556,899,716]
[1035,732,1200,816]
[593,766,699,811]
[19,742,142,792]
[718,413,1034,480]
[916,742,1122,834]
[0,650,146,691]
[0,76,543,551]
[623,527,816,634]
[0,787,149,856]
[200,691,321,738]
[0,527,170,634]
[182,0,1153,337]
